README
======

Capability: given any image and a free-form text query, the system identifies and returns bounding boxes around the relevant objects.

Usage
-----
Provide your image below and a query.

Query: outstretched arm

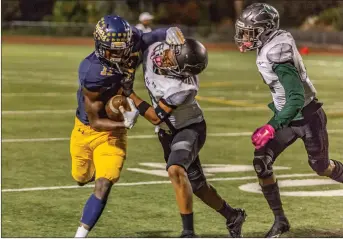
[140,27,185,52]
[128,92,173,125]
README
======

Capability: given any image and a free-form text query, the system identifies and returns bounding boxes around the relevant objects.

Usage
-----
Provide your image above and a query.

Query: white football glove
[119,98,139,129]
[166,27,185,45]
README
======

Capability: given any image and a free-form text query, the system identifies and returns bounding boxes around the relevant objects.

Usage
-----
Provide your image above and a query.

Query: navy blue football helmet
[93,15,134,73]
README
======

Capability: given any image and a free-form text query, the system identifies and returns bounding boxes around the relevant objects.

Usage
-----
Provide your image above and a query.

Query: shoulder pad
[78,59,106,91]
[267,43,293,64]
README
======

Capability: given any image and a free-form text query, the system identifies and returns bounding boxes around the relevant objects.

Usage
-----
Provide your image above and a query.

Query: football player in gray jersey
[235,3,343,238]
[122,39,246,237]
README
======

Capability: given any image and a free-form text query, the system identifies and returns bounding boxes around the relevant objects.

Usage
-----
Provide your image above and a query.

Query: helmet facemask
[95,41,133,74]
[234,21,264,52]
[152,44,184,77]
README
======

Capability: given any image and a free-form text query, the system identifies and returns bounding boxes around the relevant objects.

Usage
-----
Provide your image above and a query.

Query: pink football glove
[251,124,275,150]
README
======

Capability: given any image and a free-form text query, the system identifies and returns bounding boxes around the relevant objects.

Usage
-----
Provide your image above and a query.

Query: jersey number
[100,66,113,76]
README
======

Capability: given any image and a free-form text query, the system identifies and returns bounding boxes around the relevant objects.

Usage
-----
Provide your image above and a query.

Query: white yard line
[1,173,317,193]
[2,109,75,115]
[2,130,343,143]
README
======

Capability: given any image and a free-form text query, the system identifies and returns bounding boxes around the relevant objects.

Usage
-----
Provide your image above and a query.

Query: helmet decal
[94,15,134,73]
[234,3,280,52]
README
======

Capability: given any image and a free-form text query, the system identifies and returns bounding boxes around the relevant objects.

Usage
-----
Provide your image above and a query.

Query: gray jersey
[256,30,316,111]
[143,42,204,130]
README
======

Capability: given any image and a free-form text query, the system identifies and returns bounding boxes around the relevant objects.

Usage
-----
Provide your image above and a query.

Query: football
[105,95,131,122]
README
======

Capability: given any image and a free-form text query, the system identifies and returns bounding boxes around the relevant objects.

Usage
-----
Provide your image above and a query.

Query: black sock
[181,213,194,232]
[331,159,343,183]
[217,200,236,221]
[261,181,285,218]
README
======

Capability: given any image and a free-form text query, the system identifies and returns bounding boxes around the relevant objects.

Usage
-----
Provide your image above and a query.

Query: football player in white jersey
[234,3,343,238]
[121,39,246,237]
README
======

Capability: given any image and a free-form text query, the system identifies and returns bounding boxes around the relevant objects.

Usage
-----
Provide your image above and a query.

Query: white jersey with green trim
[143,42,204,130]
[256,30,317,111]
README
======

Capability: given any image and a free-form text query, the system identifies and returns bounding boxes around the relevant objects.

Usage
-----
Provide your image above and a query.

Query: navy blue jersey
[76,27,167,125]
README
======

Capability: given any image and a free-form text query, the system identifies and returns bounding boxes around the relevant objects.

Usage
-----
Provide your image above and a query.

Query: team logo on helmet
[234,3,280,52]
[94,15,134,73]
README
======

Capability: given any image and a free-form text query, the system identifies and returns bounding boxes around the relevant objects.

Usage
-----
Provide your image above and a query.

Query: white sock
[75,226,89,238]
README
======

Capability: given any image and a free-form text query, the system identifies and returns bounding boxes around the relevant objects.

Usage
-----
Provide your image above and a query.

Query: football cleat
[226,208,247,238]
[265,216,290,238]
[180,230,197,238]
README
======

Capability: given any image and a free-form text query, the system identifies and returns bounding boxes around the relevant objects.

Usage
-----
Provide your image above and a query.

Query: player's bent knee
[167,165,186,180]
[167,149,191,173]
[308,158,331,176]
[94,177,113,200]
[253,154,274,179]
[309,158,333,176]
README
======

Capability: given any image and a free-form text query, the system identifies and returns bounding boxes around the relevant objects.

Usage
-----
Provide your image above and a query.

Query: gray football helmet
[234,3,280,52]
[151,38,208,78]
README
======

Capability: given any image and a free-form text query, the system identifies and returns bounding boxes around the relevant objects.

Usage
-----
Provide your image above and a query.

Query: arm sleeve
[140,28,168,52]
[268,63,305,130]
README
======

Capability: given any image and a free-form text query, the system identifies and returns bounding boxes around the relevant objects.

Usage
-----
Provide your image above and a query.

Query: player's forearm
[129,93,161,125]
[269,63,305,129]
[128,92,144,107]
[89,118,125,132]
[142,108,161,125]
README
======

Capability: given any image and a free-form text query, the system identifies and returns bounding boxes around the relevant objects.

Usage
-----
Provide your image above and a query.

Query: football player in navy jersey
[70,15,185,237]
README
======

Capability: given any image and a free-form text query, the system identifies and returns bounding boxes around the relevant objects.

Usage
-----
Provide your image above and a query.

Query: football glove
[119,98,139,129]
[251,124,275,150]
[166,27,185,45]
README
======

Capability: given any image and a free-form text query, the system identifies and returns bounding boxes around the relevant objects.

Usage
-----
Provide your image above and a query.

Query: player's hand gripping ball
[105,95,131,122]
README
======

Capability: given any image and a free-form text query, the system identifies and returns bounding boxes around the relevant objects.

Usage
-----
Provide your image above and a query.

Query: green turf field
[2,43,343,238]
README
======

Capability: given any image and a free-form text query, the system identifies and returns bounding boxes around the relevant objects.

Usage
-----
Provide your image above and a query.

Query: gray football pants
[158,120,207,192]
[253,107,331,178]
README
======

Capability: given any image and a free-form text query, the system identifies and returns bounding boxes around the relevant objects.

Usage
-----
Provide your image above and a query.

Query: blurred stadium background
[2,0,343,48]
[2,0,343,238]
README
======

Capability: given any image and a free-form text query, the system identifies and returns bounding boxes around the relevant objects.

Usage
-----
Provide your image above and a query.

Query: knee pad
[166,129,199,170]
[187,161,207,192]
[253,154,274,179]
[166,149,192,171]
